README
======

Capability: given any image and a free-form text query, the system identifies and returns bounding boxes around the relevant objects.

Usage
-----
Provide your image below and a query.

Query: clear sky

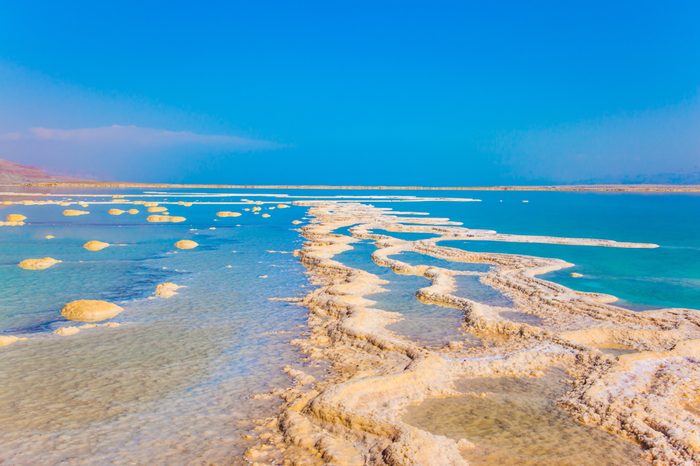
[0,1,698,185]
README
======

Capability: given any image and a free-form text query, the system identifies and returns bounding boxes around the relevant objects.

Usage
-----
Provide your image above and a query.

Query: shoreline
[5,181,700,193]
[248,201,700,464]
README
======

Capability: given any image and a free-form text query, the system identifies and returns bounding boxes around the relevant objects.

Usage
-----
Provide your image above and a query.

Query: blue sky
[0,1,698,184]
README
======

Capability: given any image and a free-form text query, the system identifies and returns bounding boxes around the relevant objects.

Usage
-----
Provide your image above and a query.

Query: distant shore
[11,181,700,192]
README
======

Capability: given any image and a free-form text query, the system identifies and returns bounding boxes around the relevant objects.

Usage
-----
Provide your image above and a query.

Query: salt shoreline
[248,201,700,465]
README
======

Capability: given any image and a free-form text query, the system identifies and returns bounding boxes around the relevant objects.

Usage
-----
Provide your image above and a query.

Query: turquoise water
[379,191,700,311]
[368,229,441,241]
[439,239,700,310]
[390,251,491,272]
[0,191,312,463]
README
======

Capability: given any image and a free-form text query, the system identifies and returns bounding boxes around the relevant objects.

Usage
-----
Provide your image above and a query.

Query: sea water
[1,187,698,463]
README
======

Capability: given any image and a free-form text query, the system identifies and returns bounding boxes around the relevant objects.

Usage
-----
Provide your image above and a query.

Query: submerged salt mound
[54,326,80,336]
[45,234,55,239]
[18,257,62,270]
[175,240,198,250]
[108,208,126,215]
[216,211,242,217]
[0,335,26,347]
[83,240,110,251]
[63,209,90,216]
[60,299,124,322]
[154,282,183,298]
[147,215,186,223]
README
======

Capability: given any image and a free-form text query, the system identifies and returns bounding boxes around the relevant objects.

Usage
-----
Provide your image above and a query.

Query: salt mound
[5,214,26,222]
[178,201,193,207]
[148,206,168,213]
[175,240,198,250]
[63,209,90,216]
[147,215,186,223]
[54,326,80,336]
[154,282,183,298]
[292,220,303,225]
[261,213,271,218]
[570,272,584,278]
[277,204,290,208]
[18,257,62,270]
[108,208,126,215]
[144,202,159,207]
[216,211,242,217]
[0,335,25,347]
[127,208,140,215]
[252,206,262,212]
[61,299,124,322]
[83,240,110,251]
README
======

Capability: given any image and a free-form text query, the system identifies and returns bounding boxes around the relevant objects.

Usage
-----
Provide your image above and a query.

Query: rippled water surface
[0,190,311,464]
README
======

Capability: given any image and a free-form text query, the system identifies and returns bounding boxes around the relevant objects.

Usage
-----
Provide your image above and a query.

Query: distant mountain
[0,159,87,184]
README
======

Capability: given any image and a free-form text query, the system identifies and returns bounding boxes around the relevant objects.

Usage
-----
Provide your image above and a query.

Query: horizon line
[7,181,700,193]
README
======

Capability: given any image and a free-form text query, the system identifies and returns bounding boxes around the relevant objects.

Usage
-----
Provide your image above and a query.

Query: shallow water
[335,241,475,347]
[453,275,513,307]
[0,192,310,463]
[1,188,697,463]
[390,251,491,272]
[368,228,440,241]
[404,369,647,465]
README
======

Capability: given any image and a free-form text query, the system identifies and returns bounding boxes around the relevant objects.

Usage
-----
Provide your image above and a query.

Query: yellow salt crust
[147,215,186,223]
[83,240,110,251]
[61,299,124,322]
[174,239,198,250]
[63,209,90,216]
[18,257,62,270]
